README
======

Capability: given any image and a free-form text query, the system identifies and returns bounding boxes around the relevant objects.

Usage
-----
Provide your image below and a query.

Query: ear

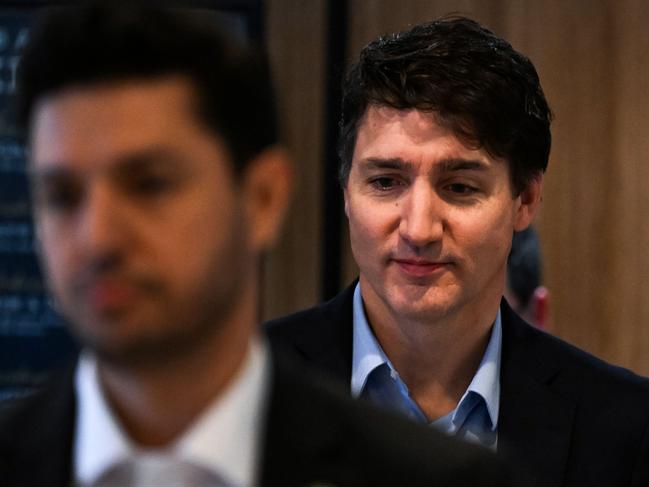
[242,146,293,252]
[343,186,350,218]
[513,174,543,232]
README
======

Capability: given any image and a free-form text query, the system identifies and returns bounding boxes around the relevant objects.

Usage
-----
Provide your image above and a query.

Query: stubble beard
[60,221,251,371]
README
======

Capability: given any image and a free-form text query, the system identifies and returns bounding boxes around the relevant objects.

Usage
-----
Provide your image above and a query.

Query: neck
[96,285,257,448]
[361,279,500,421]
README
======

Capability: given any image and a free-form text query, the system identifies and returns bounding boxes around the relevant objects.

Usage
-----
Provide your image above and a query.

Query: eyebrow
[358,157,413,171]
[437,158,490,173]
[358,157,490,173]
[28,166,72,188]
[29,146,186,185]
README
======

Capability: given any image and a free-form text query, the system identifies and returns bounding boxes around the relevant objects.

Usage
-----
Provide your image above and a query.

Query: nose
[76,183,126,263]
[398,180,443,250]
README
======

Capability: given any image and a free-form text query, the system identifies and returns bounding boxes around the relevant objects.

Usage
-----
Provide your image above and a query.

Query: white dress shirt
[74,338,270,487]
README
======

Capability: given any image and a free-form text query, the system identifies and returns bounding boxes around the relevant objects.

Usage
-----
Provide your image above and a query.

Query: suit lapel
[291,283,356,385]
[498,302,576,487]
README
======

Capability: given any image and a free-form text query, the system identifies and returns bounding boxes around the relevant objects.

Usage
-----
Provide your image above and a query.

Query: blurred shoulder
[264,350,513,487]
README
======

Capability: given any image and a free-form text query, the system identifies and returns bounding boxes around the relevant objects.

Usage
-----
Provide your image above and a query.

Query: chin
[388,293,458,323]
[82,333,180,368]
[392,282,453,305]
[399,305,454,323]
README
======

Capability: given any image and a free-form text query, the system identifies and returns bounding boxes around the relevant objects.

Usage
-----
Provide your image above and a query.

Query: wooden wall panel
[503,0,649,373]
[262,0,326,320]
[610,0,649,373]
[502,1,620,362]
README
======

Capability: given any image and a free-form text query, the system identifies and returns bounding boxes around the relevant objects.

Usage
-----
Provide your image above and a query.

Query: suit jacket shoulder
[498,303,649,487]
[0,362,76,487]
[265,283,356,383]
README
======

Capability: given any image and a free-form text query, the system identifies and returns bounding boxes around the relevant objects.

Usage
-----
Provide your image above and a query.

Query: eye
[125,170,180,198]
[446,183,478,195]
[34,181,82,213]
[132,175,175,194]
[370,177,400,191]
[119,158,185,199]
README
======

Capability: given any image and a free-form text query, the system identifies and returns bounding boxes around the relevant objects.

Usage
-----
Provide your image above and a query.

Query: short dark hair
[507,226,542,308]
[17,0,277,172]
[339,16,552,193]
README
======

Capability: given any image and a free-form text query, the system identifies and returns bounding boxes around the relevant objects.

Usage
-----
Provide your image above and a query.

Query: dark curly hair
[338,16,552,194]
[16,0,277,173]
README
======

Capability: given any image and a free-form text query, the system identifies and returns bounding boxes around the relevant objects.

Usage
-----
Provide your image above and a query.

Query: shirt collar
[74,337,270,487]
[350,281,502,430]
[351,283,392,396]
[456,310,501,431]
[74,352,131,484]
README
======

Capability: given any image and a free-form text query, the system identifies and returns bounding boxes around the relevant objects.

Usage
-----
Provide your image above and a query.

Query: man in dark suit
[267,17,649,487]
[0,3,512,486]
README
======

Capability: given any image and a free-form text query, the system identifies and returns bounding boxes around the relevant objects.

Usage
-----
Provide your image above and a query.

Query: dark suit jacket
[266,283,649,487]
[0,348,511,487]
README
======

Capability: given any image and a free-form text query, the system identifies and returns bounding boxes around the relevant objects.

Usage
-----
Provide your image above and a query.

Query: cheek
[348,206,381,250]
[451,206,514,262]
[347,203,398,271]
[156,192,237,251]
[39,240,74,308]
[348,197,396,235]
[160,201,246,277]
[39,230,71,279]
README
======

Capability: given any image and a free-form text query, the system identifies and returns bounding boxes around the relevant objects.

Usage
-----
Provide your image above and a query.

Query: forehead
[29,76,206,170]
[353,105,501,170]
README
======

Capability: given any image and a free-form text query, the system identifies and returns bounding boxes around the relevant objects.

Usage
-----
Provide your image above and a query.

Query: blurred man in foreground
[0,3,511,486]
[267,16,649,486]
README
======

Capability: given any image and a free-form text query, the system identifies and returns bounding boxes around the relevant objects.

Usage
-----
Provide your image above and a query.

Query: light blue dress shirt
[351,283,501,450]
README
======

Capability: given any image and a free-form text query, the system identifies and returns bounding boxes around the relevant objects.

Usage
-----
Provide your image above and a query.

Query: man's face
[345,106,540,326]
[30,77,262,364]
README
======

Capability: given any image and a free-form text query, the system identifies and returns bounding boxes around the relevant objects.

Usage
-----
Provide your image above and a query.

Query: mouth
[81,278,140,313]
[71,268,163,320]
[391,258,451,278]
